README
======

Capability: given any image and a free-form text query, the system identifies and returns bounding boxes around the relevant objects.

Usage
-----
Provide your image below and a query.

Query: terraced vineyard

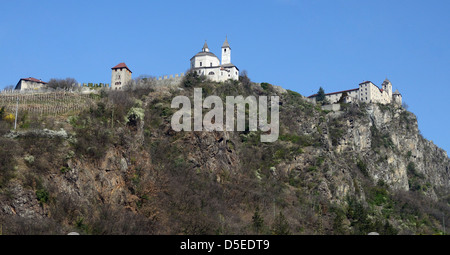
[0,92,97,116]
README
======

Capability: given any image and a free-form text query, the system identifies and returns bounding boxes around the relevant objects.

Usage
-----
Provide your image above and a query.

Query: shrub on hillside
[47,77,78,90]
[182,71,206,88]
[18,134,65,173]
[0,138,19,187]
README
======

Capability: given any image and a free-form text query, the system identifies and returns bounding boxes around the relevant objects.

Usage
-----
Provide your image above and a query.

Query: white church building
[190,37,239,82]
[308,79,402,105]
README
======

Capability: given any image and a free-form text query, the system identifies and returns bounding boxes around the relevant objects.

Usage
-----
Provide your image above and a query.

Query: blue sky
[1,0,450,153]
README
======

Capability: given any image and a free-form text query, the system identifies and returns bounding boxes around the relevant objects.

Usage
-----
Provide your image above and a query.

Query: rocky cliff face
[365,104,449,194]
[0,79,449,234]
[280,101,449,204]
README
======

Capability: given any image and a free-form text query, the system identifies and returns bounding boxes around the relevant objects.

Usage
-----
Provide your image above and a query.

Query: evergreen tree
[316,87,326,102]
[332,211,346,234]
[271,212,291,235]
[252,206,264,234]
[382,221,398,235]
[0,107,4,119]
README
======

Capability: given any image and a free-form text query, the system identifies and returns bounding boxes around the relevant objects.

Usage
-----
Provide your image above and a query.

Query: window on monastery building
[221,72,223,76]
[209,72,215,75]
[200,62,202,67]
[210,63,212,67]
[224,49,226,52]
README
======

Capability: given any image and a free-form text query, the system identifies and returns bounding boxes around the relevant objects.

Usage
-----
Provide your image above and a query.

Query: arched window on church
[208,72,215,75]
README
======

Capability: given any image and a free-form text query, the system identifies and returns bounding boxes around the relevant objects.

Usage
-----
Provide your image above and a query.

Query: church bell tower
[221,37,231,65]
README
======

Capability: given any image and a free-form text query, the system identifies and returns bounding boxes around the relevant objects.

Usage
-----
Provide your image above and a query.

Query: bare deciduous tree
[47,77,78,90]
[4,85,14,90]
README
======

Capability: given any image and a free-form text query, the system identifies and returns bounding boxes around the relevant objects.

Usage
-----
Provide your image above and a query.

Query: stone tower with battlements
[111,62,132,90]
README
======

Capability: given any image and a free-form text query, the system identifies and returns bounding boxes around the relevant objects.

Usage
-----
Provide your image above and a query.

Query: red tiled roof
[21,77,47,84]
[111,62,132,73]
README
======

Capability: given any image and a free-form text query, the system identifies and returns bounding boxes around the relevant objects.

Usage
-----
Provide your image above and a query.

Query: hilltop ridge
[0,74,449,235]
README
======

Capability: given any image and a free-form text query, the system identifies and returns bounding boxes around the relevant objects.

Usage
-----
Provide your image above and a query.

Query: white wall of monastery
[323,90,359,104]
[315,79,400,106]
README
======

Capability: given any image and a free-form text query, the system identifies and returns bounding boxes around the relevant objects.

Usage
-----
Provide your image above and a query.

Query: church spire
[222,36,230,48]
[202,40,209,52]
